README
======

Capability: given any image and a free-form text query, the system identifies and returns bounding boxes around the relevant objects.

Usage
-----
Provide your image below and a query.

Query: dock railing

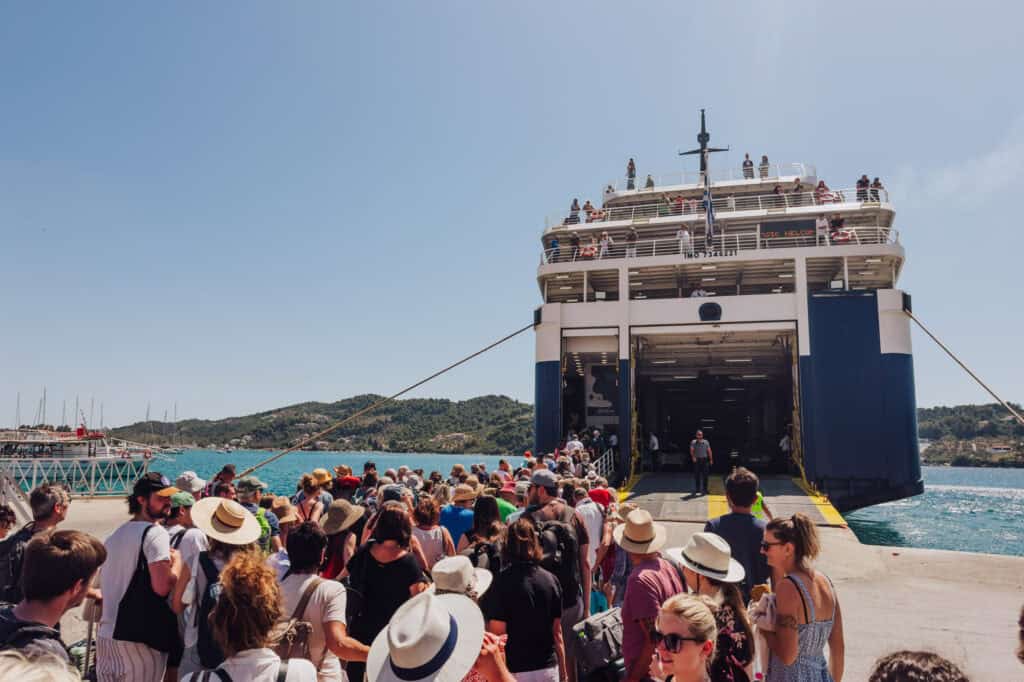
[0,456,152,497]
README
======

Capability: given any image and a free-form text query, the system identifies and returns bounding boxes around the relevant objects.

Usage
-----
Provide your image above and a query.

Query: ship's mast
[679,109,729,244]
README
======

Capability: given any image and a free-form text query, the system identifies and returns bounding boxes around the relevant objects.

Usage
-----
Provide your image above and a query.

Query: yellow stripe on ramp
[707,477,729,520]
[618,473,643,502]
[791,477,847,527]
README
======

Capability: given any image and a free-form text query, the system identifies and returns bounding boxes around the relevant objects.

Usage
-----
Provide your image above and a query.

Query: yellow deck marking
[707,477,729,519]
[618,473,644,502]
[791,477,847,526]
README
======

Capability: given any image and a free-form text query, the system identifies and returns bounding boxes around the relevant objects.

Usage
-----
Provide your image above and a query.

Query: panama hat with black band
[612,508,667,554]
[664,532,745,584]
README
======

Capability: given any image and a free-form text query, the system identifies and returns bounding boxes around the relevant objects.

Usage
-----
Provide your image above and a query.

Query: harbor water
[158,452,1024,557]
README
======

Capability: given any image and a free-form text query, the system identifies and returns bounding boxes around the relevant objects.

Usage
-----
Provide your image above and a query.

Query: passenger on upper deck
[677,226,693,258]
[856,174,870,201]
[871,177,884,202]
[570,198,580,217]
[582,235,599,259]
[645,174,655,189]
[815,180,833,204]
[582,200,594,221]
[815,214,830,246]
[743,153,754,179]
[829,214,852,243]
[771,184,784,208]
[599,231,615,259]
[790,179,804,206]
[627,158,637,190]
[570,232,581,260]
[759,155,770,179]
[626,227,638,258]
[548,237,561,264]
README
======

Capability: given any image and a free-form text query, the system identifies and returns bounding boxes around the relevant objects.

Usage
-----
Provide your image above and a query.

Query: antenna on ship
[680,109,729,248]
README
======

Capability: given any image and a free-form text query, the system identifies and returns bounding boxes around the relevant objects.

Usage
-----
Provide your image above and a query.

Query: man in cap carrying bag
[97,473,183,682]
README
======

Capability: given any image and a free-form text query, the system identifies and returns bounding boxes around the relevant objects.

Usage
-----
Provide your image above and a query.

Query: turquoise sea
[155,452,1024,558]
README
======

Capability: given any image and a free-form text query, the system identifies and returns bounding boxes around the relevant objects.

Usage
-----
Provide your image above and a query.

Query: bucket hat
[191,497,262,546]
[271,496,299,525]
[431,555,492,600]
[235,475,268,495]
[452,484,478,504]
[367,590,484,682]
[613,508,667,554]
[664,532,746,584]
[321,499,366,536]
[174,471,206,495]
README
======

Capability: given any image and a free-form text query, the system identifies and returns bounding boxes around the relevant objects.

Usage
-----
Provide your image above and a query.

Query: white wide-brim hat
[613,508,667,554]
[191,496,262,546]
[367,591,484,682]
[664,532,746,584]
[430,555,493,600]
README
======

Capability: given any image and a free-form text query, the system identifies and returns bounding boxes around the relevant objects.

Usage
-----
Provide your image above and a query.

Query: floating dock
[621,473,1024,680]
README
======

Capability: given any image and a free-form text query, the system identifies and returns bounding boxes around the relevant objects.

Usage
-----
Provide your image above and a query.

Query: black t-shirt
[345,544,428,644]
[481,562,563,673]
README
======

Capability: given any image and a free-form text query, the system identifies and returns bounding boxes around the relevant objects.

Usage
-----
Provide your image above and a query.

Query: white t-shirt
[574,498,604,569]
[181,648,317,682]
[168,526,209,572]
[279,573,348,682]
[99,521,170,640]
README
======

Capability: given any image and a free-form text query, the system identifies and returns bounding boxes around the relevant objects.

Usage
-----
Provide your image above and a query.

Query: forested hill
[917,402,1024,466]
[109,394,533,454]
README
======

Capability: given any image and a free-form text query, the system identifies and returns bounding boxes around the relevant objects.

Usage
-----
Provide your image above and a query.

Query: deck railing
[541,226,899,265]
[607,162,816,194]
[592,447,618,481]
[547,185,889,229]
[0,456,152,497]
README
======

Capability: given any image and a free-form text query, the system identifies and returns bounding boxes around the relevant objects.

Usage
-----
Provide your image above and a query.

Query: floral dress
[710,601,753,682]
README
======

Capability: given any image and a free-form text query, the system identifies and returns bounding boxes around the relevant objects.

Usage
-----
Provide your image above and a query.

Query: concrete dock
[58,482,1024,680]
[622,473,1024,681]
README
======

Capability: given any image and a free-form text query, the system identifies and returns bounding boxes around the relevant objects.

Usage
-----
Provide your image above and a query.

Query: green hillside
[109,394,533,455]
[917,402,1024,467]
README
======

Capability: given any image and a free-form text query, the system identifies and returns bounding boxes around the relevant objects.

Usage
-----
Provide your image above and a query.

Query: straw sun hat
[431,555,492,600]
[452,483,478,504]
[613,508,667,554]
[191,497,262,546]
[367,590,484,682]
[321,499,366,536]
[664,532,746,584]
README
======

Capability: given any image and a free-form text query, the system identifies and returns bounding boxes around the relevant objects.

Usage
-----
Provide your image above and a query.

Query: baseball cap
[170,491,196,508]
[133,472,178,498]
[530,469,559,489]
[235,476,268,494]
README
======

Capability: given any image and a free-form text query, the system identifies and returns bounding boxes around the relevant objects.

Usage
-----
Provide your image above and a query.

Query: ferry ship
[533,112,923,511]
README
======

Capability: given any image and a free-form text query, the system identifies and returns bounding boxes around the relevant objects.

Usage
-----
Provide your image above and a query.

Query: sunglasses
[760,541,784,551]
[651,630,705,653]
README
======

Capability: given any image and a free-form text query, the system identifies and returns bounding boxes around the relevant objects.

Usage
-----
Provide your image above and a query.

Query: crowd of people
[0,459,1011,682]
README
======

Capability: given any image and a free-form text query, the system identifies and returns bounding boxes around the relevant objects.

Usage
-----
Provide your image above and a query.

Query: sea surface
[845,465,1024,557]
[157,452,1024,557]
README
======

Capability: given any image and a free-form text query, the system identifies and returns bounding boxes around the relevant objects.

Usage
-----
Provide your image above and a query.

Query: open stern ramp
[622,473,845,527]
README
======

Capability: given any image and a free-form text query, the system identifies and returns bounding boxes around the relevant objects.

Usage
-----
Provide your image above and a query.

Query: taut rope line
[906,310,1024,426]
[237,322,536,478]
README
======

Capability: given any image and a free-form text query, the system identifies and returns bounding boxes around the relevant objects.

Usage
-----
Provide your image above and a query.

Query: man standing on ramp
[690,429,713,495]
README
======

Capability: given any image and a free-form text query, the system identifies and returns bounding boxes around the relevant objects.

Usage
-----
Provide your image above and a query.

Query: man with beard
[97,473,183,682]
[0,530,107,663]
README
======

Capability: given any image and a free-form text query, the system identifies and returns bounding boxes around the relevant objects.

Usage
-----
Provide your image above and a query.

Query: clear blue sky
[3,2,1022,427]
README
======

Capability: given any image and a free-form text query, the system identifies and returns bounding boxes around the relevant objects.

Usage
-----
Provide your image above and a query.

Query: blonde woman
[650,593,719,682]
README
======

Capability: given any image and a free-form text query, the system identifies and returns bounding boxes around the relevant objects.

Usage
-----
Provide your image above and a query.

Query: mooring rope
[906,310,1024,426]
[237,322,536,478]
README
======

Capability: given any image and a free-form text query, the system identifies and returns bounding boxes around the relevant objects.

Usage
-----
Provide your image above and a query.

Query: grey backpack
[571,606,623,676]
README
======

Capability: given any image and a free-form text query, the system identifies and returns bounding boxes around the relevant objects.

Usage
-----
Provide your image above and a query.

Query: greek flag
[703,179,715,246]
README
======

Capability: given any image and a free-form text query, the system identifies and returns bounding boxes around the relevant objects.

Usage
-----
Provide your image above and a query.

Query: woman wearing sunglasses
[666,533,753,681]
[760,513,844,682]
[651,593,718,682]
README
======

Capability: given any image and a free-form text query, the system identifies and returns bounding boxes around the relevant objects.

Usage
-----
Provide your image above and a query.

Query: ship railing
[546,185,889,229]
[603,162,816,195]
[592,447,618,480]
[541,226,899,265]
[0,455,152,498]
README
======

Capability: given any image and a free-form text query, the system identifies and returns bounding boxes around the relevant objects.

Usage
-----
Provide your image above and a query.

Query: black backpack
[0,608,65,656]
[0,525,34,605]
[459,540,502,574]
[528,506,581,608]
[195,552,227,669]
